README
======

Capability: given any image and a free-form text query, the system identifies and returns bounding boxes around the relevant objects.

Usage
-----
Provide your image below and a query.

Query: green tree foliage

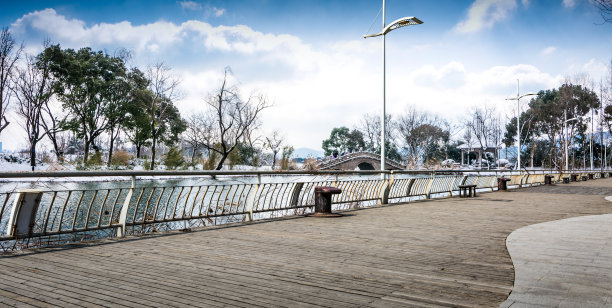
[280,146,294,170]
[504,84,600,168]
[321,127,365,156]
[40,45,127,163]
[105,67,146,166]
[123,77,152,158]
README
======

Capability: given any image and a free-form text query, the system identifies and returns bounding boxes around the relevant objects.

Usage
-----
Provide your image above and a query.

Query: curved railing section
[0,169,607,250]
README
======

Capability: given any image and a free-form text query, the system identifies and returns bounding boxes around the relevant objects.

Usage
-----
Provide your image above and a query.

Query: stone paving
[502,214,612,308]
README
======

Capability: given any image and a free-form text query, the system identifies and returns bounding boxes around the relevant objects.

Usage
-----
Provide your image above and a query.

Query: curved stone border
[501,214,612,307]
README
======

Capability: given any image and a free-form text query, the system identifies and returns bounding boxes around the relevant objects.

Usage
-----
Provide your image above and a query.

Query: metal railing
[0,169,608,251]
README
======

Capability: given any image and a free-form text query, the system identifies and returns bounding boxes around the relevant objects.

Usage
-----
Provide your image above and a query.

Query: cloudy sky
[1,0,610,151]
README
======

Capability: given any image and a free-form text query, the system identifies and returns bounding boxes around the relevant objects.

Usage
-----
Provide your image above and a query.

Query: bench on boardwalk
[458,184,477,198]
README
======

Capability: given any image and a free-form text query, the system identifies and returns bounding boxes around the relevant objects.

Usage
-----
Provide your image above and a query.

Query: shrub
[165,146,185,170]
[86,152,103,167]
[111,150,131,166]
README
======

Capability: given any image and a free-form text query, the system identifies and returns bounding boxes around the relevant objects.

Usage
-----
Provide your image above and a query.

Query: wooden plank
[0,179,611,306]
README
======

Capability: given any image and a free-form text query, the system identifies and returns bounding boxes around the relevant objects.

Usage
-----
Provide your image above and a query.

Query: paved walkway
[0,179,611,307]
[502,214,612,308]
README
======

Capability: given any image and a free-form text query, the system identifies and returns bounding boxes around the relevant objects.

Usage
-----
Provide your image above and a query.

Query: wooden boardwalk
[1,179,612,307]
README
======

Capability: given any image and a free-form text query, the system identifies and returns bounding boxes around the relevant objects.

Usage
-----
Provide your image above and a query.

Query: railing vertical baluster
[108,188,122,226]
[71,191,85,232]
[187,186,202,219]
[84,190,99,230]
[141,187,156,224]
[56,191,71,232]
[41,192,57,235]
[180,186,194,218]
[161,187,175,220]
[170,187,185,219]
[131,188,146,224]
[95,189,110,228]
[197,186,210,215]
[151,187,166,223]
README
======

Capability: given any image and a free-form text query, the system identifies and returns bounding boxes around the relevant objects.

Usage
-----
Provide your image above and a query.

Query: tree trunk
[136,144,141,159]
[51,138,63,162]
[83,136,90,164]
[150,136,157,170]
[272,151,278,170]
[107,132,115,167]
[29,141,37,171]
[216,152,229,170]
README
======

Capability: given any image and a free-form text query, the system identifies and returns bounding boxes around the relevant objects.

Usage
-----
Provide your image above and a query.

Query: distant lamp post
[364,0,422,171]
[564,110,579,170]
[505,79,537,170]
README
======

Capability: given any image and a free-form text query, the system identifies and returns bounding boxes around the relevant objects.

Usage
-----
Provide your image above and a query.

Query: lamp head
[364,16,423,38]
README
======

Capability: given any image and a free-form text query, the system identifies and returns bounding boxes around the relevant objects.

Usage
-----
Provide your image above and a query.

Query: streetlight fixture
[505,79,537,170]
[364,1,422,172]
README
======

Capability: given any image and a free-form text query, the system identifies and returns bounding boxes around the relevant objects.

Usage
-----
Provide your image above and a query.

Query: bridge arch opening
[356,162,375,170]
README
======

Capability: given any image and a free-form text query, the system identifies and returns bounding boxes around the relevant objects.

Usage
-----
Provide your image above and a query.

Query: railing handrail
[0,168,608,179]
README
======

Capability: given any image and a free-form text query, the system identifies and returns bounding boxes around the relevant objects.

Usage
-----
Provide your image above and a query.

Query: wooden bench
[562,177,570,184]
[458,185,477,198]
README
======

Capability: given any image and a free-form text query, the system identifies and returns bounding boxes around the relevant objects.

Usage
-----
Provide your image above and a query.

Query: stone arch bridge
[318,151,406,170]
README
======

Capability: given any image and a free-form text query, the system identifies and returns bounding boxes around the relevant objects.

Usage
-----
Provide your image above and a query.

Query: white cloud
[521,0,530,7]
[563,0,577,8]
[454,0,517,33]
[213,7,225,17]
[541,46,557,55]
[1,8,600,152]
[178,1,201,11]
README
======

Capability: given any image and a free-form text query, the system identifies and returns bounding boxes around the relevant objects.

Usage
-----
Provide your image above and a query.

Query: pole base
[306,212,342,218]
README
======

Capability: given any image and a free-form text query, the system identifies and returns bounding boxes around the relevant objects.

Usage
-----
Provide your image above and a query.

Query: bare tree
[11,54,53,170]
[145,62,181,169]
[465,106,503,169]
[593,0,612,23]
[0,28,23,134]
[397,107,448,167]
[202,68,270,170]
[265,130,284,170]
[183,112,213,164]
[358,113,395,152]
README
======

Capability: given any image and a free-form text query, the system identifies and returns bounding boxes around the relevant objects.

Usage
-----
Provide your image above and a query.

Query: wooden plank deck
[1,178,612,307]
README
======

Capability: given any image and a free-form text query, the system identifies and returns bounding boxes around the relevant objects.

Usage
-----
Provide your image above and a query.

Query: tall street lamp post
[364,1,422,172]
[564,110,579,170]
[505,79,537,171]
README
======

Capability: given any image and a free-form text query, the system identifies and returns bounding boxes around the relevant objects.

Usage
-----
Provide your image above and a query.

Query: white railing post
[379,171,394,205]
[425,172,435,199]
[117,175,136,238]
[244,174,261,222]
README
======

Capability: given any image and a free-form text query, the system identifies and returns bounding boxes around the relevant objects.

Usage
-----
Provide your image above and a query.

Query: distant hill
[293,147,324,159]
